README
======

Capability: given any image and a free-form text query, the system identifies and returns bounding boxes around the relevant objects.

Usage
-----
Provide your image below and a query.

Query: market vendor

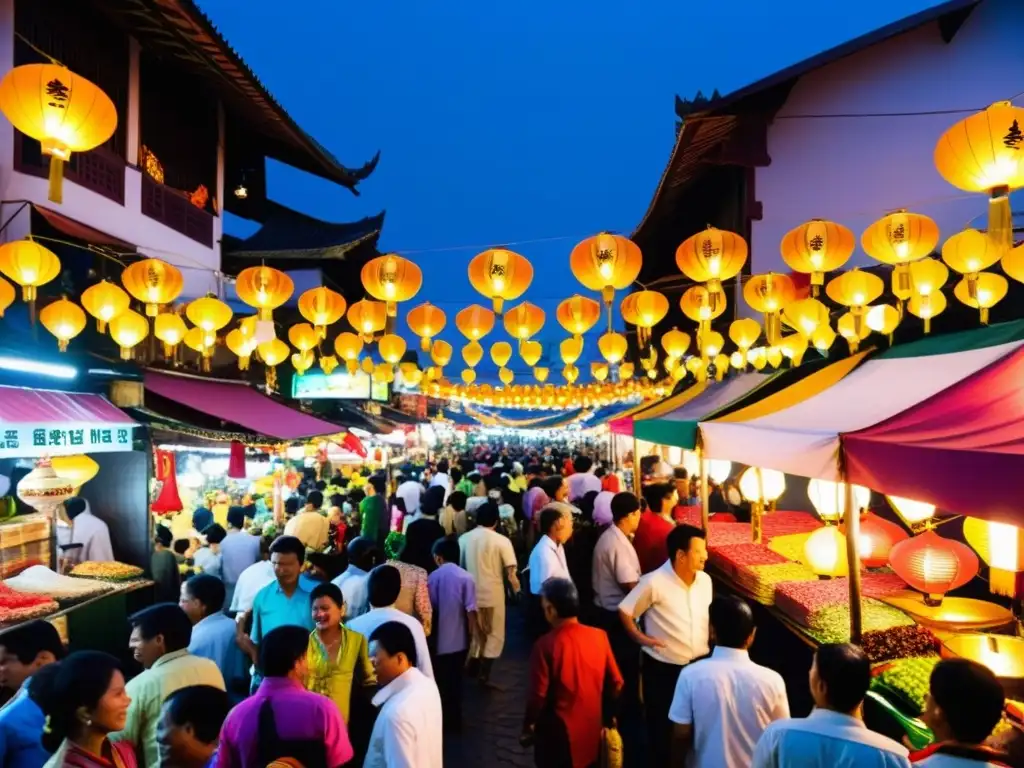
[57,497,114,567]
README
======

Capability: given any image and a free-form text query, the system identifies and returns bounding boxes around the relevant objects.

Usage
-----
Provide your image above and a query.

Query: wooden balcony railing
[140,174,214,248]
[15,133,125,205]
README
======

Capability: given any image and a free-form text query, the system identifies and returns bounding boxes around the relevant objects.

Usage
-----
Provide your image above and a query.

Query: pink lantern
[841,512,909,569]
[888,529,979,606]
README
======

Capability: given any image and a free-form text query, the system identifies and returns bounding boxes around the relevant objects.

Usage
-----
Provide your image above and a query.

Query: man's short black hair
[243,503,258,519]
[64,497,86,519]
[815,643,871,713]
[260,625,312,677]
[709,595,755,648]
[173,539,190,556]
[269,535,305,561]
[667,524,705,562]
[306,490,324,509]
[540,578,579,619]
[154,525,173,548]
[129,604,192,653]
[447,491,467,512]
[643,482,675,513]
[283,497,300,516]
[203,524,226,545]
[611,492,640,522]
[329,493,345,509]
[467,471,482,483]
[367,475,386,495]
[227,506,246,530]
[540,476,564,498]
[573,456,593,474]
[162,685,230,744]
[347,536,379,567]
[432,537,460,564]
[450,467,463,484]
[367,564,402,608]
[475,501,500,528]
[368,621,417,666]
[437,459,449,474]
[929,658,1004,744]
[539,505,564,536]
[185,574,226,615]
[0,619,64,664]
[673,467,689,480]
[315,480,327,492]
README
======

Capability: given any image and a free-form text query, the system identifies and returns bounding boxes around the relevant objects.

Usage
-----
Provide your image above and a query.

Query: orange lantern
[861,210,940,300]
[743,273,797,345]
[729,318,761,358]
[468,248,533,313]
[570,233,642,308]
[80,280,129,332]
[287,323,320,353]
[954,272,1007,325]
[620,290,668,347]
[333,332,364,369]
[498,366,514,386]
[292,351,315,376]
[520,340,543,367]
[39,297,86,351]
[0,64,117,203]
[562,364,580,384]
[226,327,256,370]
[360,254,422,316]
[783,297,829,338]
[186,295,232,334]
[0,276,13,316]
[826,269,884,339]
[431,339,453,368]
[461,368,476,384]
[406,302,447,351]
[675,226,748,305]
[840,512,908,569]
[680,285,726,334]
[461,341,484,368]
[456,304,496,341]
[347,299,387,342]
[154,313,187,358]
[378,334,407,365]
[298,286,346,337]
[560,336,583,366]
[533,367,549,383]
[889,529,979,606]
[258,338,290,390]
[319,355,339,375]
[109,310,148,360]
[942,229,1002,302]
[235,265,294,321]
[184,327,215,370]
[660,328,691,359]
[0,239,61,303]
[121,258,184,317]
[490,341,513,367]
[780,219,855,294]
[556,294,602,338]
[598,332,628,365]
[503,301,545,341]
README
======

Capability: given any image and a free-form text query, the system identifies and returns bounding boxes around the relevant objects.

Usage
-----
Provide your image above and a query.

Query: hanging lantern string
[13,32,63,66]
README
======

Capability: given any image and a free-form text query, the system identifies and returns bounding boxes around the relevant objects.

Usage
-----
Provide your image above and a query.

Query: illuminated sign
[292,371,389,401]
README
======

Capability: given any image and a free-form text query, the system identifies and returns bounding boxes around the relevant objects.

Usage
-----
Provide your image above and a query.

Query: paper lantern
[121,258,183,317]
[1002,241,1024,285]
[378,334,407,364]
[490,341,513,367]
[591,362,609,381]
[780,219,855,294]
[468,248,533,313]
[108,310,148,360]
[560,336,583,366]
[738,466,785,543]
[680,285,726,332]
[0,276,13,316]
[556,294,602,337]
[51,454,99,493]
[401,364,422,388]
[729,318,761,356]
[846,512,909,569]
[319,354,340,375]
[707,459,732,484]
[699,330,724,358]
[861,210,940,299]
[887,496,936,530]
[837,312,871,353]
[779,333,808,366]
[39,297,85,352]
[533,367,549,383]
[783,298,828,338]
[347,299,387,342]
[744,273,796,344]
[889,529,979,606]
[907,290,947,334]
[226,327,256,370]
[461,368,476,384]
[292,350,315,376]
[866,305,901,335]
[456,304,496,341]
[186,295,232,334]
[462,340,484,368]
[954,273,1007,325]
[804,526,850,578]
[0,64,117,203]
[675,226,748,302]
[519,340,542,366]
[498,366,514,386]
[935,102,1024,256]
[826,269,884,339]
[661,328,691,359]
[811,324,837,351]
[562,364,579,384]
[360,357,374,375]
[235,265,294,321]
[406,302,446,351]
[963,517,1024,597]
[286,323,318,354]
[503,301,545,340]
[430,339,452,368]
[154,313,187,358]
[807,479,872,524]
[570,233,643,305]
[80,280,129,332]
[361,254,422,316]
[942,229,1002,303]
[598,332,627,364]
[298,286,346,336]
[258,338,289,390]
[333,332,364,365]
[0,239,61,303]
[183,327,215,362]
[372,363,394,384]
[620,290,669,347]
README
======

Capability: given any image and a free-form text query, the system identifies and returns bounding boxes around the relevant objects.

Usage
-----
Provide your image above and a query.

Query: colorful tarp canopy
[609,381,706,436]
[844,343,1024,525]
[144,371,345,441]
[700,321,1024,481]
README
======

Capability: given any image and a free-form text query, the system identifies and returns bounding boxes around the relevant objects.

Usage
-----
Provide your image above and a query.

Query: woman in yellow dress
[305,582,375,724]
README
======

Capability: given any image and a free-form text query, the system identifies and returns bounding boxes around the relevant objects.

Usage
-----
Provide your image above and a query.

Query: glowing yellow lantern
[347,299,387,342]
[361,254,422,316]
[461,368,476,384]
[287,323,320,354]
[0,64,117,203]
[963,517,1024,597]
[462,340,484,368]
[298,286,346,337]
[620,290,669,347]
[226,327,256,370]
[468,248,533,313]
[811,324,837,352]
[333,333,364,371]
[618,362,635,379]
[80,280,129,332]
[292,351,315,376]
[108,310,148,360]
[319,355,339,375]
[747,347,767,369]
[907,290,947,334]
[519,340,542,367]
[423,340,449,369]
[675,226,748,304]
[570,233,643,306]
[378,334,407,365]
[887,495,936,531]
[120,258,182,318]
[780,219,855,294]
[498,366,514,386]
[783,298,828,338]
[807,479,872,524]
[503,301,545,340]
[562,364,579,384]
[373,363,395,384]
[50,454,99,493]
[0,239,61,303]
[360,356,374,375]
[155,313,188,358]
[1002,241,1024,285]
[908,257,949,333]
[591,362,609,382]
[598,332,628,364]
[533,367,549,383]
[490,341,513,368]
[560,337,583,366]
[866,305,901,336]
[744,273,796,344]
[729,318,761,357]
[738,467,786,543]
[235,265,294,322]
[804,526,850,578]
[942,229,1001,302]
[934,102,1024,256]
[406,302,446,351]
[186,295,232,335]
[680,285,726,331]
[456,304,496,341]
[729,351,745,370]
[39,297,85,351]
[0,276,13,316]
[401,364,423,388]
[556,294,602,338]
[766,346,784,368]
[779,333,808,366]
[826,269,884,339]
[837,312,871,353]
[661,328,691,359]
[258,338,289,389]
[699,330,724,359]
[954,272,1007,325]
[183,327,215,359]
[861,210,940,300]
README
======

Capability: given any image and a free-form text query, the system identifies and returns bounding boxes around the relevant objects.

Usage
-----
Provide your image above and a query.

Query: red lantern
[841,512,908,568]
[342,432,367,458]
[888,529,979,606]
[228,441,246,480]
[151,451,183,515]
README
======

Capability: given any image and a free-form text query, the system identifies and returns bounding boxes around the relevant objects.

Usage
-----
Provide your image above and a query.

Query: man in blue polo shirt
[0,620,64,768]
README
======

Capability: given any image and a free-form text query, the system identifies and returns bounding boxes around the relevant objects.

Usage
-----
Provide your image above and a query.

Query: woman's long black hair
[32,651,123,753]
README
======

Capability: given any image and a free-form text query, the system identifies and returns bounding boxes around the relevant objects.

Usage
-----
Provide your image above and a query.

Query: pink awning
[144,371,345,441]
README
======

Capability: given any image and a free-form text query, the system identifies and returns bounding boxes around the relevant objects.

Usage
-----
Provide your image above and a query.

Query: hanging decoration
[888,530,979,607]
[122,258,184,317]
[962,517,1024,597]
[333,332,364,373]
[455,304,496,341]
[737,467,786,544]
[235,265,294,324]
[620,290,668,348]
[743,273,796,345]
[502,301,545,341]
[861,210,940,306]
[0,239,61,318]
[225,327,256,370]
[80,280,129,333]
[298,286,346,338]
[257,338,289,390]
[108,310,149,360]
[556,294,602,339]
[39,296,86,351]
[826,269,884,343]
[675,226,748,309]
[406,302,446,351]
[468,248,533,313]
[569,233,642,327]
[360,253,422,316]
[780,219,855,295]
[347,299,387,343]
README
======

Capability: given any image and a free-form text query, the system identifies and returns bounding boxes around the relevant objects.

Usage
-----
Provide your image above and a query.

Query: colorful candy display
[69,561,144,581]
[805,599,916,645]
[736,562,817,604]
[871,656,940,716]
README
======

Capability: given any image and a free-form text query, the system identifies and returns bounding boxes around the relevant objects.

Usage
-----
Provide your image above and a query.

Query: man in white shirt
[752,643,911,768]
[228,558,275,614]
[365,621,442,768]
[60,498,114,565]
[429,459,451,497]
[396,475,424,517]
[282,491,330,551]
[526,503,574,641]
[566,456,602,502]
[331,536,377,619]
[670,595,789,767]
[618,523,711,767]
[459,502,519,685]
[347,564,433,680]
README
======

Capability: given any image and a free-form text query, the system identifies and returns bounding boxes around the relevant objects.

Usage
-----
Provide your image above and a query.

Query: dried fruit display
[69,561,144,581]
[767,532,812,564]
[861,625,941,663]
[709,543,789,579]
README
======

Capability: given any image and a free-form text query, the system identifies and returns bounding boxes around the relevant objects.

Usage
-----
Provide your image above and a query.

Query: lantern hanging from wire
[533,366,550,383]
[0,276,13,317]
[569,233,642,323]
[811,323,837,352]
[333,332,364,373]
[861,210,940,302]
[468,248,532,314]
[109,310,148,360]
[744,272,796,345]
[430,339,452,369]
[183,327,215,371]
[298,286,346,338]
[954,272,1007,325]
[490,341,513,368]
[292,350,315,376]
[80,280,129,333]
[907,289,947,334]
[361,254,422,317]
[258,338,289,390]
[660,328,691,360]
[235,265,294,323]
[804,526,850,578]
[519,340,543,367]
[680,285,726,336]
[0,63,118,203]
[737,466,786,544]
[591,362,609,382]
[378,334,407,365]
[826,269,884,340]
[562,364,580,384]
[783,298,828,339]
[120,258,182,318]
[456,304,496,341]
[780,219,855,295]
[806,478,871,524]
[155,313,187,359]
[889,529,979,607]
[598,332,628,365]
[866,304,901,339]
[461,340,484,368]
[847,512,909,569]
[406,302,446,351]
[675,226,748,309]
[620,290,668,348]
[963,517,1024,597]
[39,296,85,351]
[837,312,871,353]
[186,295,232,335]
[319,355,339,376]
[934,102,1024,258]
[0,239,61,318]
[556,294,602,339]
[941,228,1001,303]
[347,299,387,342]
[503,301,545,341]
[225,327,256,370]
[698,330,724,360]
[779,333,808,367]
[728,318,761,364]
[287,323,320,354]
[498,366,514,386]
[560,336,583,366]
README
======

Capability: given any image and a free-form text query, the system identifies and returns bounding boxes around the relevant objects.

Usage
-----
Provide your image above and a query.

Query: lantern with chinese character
[406,302,446,351]
[186,295,232,335]
[0,239,61,315]
[738,467,786,543]
[744,273,796,345]
[155,313,187,358]
[121,258,183,317]
[109,310,148,360]
[226,327,256,370]
[963,517,1024,597]
[889,529,979,606]
[298,286,346,338]
[780,219,855,295]
[503,301,545,341]
[804,526,850,578]
[235,265,294,322]
[361,254,422,316]
[0,64,118,203]
[620,290,668,348]
[468,248,533,313]
[557,294,602,338]
[347,299,387,343]
[954,273,1007,325]
[675,226,748,307]
[570,233,642,309]
[680,285,726,337]
[80,280,129,333]
[826,269,884,339]
[39,297,85,352]
[861,210,940,302]
[456,304,496,341]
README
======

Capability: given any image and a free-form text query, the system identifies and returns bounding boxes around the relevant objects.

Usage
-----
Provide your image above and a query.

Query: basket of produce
[69,561,144,581]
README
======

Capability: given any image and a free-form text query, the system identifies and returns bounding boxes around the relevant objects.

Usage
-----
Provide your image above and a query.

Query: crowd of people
[0,444,1014,767]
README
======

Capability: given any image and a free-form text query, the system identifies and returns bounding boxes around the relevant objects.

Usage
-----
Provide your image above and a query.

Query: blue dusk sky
[197,0,941,379]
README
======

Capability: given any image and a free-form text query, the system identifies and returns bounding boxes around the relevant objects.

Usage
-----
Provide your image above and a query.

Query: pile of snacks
[805,600,916,644]
[774,578,855,624]
[0,583,58,623]
[861,625,941,663]
[735,562,817,604]
[861,571,908,597]
[871,656,940,716]
[708,543,789,579]
[6,566,114,600]
[69,561,144,581]
[767,532,813,564]
[707,523,757,549]
[761,511,823,540]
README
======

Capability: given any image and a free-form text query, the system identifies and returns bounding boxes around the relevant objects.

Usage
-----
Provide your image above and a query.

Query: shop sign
[0,423,135,458]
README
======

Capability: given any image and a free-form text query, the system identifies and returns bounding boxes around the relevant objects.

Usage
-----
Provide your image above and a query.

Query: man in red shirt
[633,483,678,574]
[522,578,623,768]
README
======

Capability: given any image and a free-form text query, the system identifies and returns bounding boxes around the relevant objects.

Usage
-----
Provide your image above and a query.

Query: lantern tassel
[989,188,1012,258]
[990,567,1017,598]
[420,336,430,352]
[751,502,764,544]
[47,157,64,204]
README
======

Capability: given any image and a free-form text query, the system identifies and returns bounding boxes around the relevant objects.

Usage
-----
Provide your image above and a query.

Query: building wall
[0,0,223,299]
[750,0,1024,274]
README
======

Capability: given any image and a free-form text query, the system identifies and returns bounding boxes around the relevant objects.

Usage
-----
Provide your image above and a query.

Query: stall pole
[699,445,710,533]
[632,437,641,496]
[843,477,864,644]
